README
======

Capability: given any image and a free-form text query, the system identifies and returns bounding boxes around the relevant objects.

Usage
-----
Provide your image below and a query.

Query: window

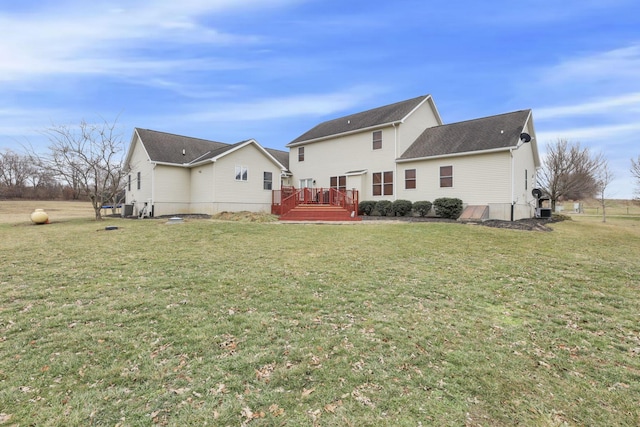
[127,174,131,191]
[330,175,346,191]
[235,165,248,181]
[405,169,416,189]
[372,130,382,150]
[525,169,528,190]
[263,172,273,190]
[298,147,305,162]
[373,171,393,196]
[137,172,141,190]
[440,166,453,188]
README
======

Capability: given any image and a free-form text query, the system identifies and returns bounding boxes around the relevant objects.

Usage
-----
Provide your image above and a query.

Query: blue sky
[1,0,639,198]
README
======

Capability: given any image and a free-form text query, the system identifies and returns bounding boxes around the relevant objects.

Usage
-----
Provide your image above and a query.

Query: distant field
[1,200,639,425]
[0,200,95,225]
[559,198,640,216]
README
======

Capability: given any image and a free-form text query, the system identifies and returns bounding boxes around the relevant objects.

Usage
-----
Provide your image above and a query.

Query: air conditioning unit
[536,208,552,218]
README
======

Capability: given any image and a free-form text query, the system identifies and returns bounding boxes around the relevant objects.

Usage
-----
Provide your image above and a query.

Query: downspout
[151,163,156,217]
[510,147,515,222]
[393,123,398,201]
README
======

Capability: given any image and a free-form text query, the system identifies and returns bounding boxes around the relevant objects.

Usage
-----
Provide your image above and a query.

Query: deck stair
[273,187,360,221]
[279,204,360,221]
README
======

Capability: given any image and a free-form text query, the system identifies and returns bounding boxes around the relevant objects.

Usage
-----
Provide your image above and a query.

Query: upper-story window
[298,147,305,162]
[372,130,382,150]
[137,172,141,190]
[440,166,453,188]
[235,165,248,181]
[128,174,131,191]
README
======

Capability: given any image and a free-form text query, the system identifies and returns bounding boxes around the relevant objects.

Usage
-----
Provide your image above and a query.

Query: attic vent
[182,149,186,155]
[347,120,351,124]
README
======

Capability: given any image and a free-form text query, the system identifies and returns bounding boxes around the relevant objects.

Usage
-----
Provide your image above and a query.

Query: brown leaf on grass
[256,363,276,382]
[269,404,285,417]
[351,390,375,408]
[241,407,265,422]
[302,387,316,397]
[210,383,228,395]
[324,400,343,413]
[0,413,12,423]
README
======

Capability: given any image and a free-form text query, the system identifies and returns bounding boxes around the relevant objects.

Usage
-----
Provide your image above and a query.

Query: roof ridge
[442,109,531,127]
[322,94,430,123]
[136,128,228,145]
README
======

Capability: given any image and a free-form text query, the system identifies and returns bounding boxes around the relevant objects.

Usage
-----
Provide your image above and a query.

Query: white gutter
[395,146,513,163]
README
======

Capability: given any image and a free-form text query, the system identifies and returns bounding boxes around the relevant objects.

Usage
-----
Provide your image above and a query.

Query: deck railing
[272,187,359,216]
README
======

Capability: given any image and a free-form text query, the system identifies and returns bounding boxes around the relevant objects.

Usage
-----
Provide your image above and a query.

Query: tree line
[1,118,127,220]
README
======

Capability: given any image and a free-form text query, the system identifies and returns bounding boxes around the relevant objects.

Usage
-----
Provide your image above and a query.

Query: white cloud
[185,86,387,122]
[538,44,640,88]
[535,92,640,120]
[536,123,640,145]
[0,0,302,83]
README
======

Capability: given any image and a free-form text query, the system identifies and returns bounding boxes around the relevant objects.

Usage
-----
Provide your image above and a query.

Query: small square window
[235,165,248,181]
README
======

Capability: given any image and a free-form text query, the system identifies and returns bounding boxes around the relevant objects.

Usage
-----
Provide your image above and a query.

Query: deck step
[280,204,360,221]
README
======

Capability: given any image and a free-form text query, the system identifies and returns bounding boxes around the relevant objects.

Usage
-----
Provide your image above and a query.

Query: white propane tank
[30,209,49,224]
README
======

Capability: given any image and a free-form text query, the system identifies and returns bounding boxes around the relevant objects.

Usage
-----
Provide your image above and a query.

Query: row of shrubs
[358,198,464,219]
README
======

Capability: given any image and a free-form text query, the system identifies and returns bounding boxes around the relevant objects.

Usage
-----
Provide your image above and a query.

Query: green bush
[358,200,377,216]
[373,200,393,216]
[433,197,463,219]
[413,200,433,217]
[392,199,413,217]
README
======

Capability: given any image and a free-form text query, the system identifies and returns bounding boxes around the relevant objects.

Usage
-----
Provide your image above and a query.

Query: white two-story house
[285,95,540,221]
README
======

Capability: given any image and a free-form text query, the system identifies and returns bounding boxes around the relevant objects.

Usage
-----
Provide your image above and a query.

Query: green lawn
[1,215,639,426]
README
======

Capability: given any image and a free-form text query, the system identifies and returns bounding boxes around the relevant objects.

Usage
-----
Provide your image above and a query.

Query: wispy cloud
[535,92,640,119]
[185,86,387,122]
[0,0,303,83]
[537,123,640,144]
[538,44,640,88]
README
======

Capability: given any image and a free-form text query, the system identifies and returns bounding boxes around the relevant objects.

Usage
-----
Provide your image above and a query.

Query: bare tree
[595,159,614,223]
[0,149,36,198]
[632,156,640,199]
[32,118,127,220]
[538,139,603,211]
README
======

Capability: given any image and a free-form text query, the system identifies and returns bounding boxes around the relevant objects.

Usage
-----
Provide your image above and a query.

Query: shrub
[433,197,463,219]
[358,200,377,216]
[392,199,413,217]
[373,200,393,216]
[413,200,432,217]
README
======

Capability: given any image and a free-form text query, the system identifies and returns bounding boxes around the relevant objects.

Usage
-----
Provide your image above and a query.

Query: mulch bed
[362,215,564,231]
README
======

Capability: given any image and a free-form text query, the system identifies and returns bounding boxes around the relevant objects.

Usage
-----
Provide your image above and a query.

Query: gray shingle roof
[135,128,288,169]
[288,95,431,145]
[399,110,531,160]
[136,128,230,164]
